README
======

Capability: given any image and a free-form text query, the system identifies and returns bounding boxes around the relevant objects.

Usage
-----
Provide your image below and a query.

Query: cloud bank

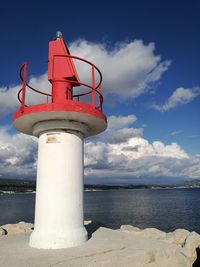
[84,115,200,181]
[0,115,199,181]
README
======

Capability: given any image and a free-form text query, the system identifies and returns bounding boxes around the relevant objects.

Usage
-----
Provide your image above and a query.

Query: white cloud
[69,39,170,100]
[153,87,200,112]
[0,73,50,115]
[168,130,184,136]
[187,134,200,139]
[0,86,19,115]
[106,138,188,161]
[92,114,143,144]
[85,135,200,180]
[0,128,37,178]
[107,115,137,130]
[84,115,200,180]
[110,128,144,144]
[0,38,170,114]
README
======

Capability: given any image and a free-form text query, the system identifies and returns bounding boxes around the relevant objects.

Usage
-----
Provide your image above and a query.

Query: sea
[0,188,200,233]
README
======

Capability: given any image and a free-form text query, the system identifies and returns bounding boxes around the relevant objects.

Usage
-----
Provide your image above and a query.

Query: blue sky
[0,0,199,183]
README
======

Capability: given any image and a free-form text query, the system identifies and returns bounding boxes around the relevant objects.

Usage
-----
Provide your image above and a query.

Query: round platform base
[13,101,107,138]
[29,227,88,249]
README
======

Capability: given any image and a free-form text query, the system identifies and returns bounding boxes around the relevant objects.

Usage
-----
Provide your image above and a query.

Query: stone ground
[0,225,198,267]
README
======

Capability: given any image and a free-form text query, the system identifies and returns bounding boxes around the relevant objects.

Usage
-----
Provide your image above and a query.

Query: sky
[0,0,199,184]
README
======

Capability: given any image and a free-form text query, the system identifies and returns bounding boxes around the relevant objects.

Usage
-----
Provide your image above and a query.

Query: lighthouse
[13,32,107,249]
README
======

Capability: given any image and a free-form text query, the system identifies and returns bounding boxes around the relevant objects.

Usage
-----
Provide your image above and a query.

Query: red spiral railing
[18,55,103,113]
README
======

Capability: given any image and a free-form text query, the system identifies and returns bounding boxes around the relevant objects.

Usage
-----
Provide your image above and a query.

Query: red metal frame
[17,55,104,113]
[18,63,27,113]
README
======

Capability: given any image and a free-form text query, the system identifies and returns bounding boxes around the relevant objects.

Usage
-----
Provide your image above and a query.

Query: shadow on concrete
[85,221,106,239]
[193,247,200,267]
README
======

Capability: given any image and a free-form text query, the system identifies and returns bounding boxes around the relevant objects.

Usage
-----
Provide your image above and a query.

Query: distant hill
[0,178,200,193]
[0,178,36,193]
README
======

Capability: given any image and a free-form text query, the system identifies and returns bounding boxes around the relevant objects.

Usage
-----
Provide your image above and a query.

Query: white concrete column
[29,130,88,249]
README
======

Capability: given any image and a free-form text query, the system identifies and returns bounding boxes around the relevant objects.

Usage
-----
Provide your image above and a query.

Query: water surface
[0,188,200,233]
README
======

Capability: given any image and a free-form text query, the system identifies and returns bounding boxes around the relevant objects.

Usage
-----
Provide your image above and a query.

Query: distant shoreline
[1,186,200,195]
[1,177,200,194]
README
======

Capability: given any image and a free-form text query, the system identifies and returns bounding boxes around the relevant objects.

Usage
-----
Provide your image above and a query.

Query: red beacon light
[13,32,107,138]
